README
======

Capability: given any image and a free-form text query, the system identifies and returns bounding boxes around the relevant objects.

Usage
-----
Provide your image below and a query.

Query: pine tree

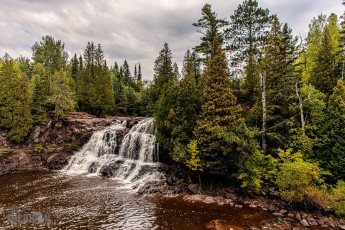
[226,0,272,92]
[0,55,33,142]
[193,3,228,62]
[225,0,271,92]
[194,40,244,174]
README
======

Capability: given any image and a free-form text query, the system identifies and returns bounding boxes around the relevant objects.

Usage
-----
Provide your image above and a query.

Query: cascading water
[64,118,164,189]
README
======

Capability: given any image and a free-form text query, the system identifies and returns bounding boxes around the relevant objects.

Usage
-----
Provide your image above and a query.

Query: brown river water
[0,170,292,230]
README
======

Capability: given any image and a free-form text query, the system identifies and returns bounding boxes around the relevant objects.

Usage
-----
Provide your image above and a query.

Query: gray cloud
[0,0,343,79]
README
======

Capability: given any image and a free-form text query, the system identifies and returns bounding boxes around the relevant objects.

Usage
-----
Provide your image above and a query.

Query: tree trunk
[295,82,305,135]
[260,73,267,153]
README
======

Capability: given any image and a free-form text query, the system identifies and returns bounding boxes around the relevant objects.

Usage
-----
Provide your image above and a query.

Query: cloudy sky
[0,0,343,79]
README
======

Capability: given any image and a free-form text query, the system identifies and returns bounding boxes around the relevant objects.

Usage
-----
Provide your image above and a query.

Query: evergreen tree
[151,43,174,104]
[194,41,244,174]
[169,50,200,164]
[262,17,298,151]
[193,3,228,62]
[317,80,345,181]
[226,0,272,92]
[0,55,33,142]
[310,25,339,96]
[70,53,79,81]
[31,63,49,122]
[153,43,178,150]
[134,65,138,80]
[138,64,142,81]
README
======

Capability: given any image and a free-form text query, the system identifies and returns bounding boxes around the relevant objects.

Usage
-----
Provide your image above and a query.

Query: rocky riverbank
[0,112,143,176]
[136,165,345,229]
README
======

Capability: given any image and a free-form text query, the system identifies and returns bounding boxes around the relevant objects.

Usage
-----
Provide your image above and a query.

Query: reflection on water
[0,171,296,229]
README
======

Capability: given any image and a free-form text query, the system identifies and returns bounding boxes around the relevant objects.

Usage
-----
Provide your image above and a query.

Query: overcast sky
[0,0,344,79]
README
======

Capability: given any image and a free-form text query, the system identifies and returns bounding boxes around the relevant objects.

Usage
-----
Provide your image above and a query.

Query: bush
[332,181,345,217]
[34,145,44,153]
[275,149,320,203]
[237,150,277,191]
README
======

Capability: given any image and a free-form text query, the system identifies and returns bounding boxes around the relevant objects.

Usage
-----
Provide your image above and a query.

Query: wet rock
[272,212,284,217]
[307,217,318,226]
[300,219,310,227]
[184,194,205,203]
[88,162,98,173]
[188,184,199,194]
[100,160,125,177]
[279,209,288,214]
[249,204,257,208]
[47,153,70,169]
[234,204,243,208]
[295,212,302,221]
[339,225,345,230]
[268,204,278,212]
[166,176,174,185]
[204,196,214,204]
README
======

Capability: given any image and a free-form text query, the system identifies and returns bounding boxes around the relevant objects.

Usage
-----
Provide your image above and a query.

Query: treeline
[0,0,345,216]
[150,1,345,216]
[0,37,149,142]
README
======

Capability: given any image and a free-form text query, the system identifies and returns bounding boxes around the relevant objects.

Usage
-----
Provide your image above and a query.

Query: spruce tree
[138,64,142,81]
[194,40,243,174]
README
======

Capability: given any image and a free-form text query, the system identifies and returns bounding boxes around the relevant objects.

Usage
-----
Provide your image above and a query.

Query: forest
[0,0,345,218]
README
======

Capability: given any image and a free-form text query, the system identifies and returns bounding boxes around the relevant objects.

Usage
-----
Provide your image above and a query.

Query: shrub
[34,145,44,153]
[332,181,345,217]
[275,149,320,203]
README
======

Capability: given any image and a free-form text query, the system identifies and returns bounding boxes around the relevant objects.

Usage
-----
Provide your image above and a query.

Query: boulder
[188,184,199,194]
[300,219,310,227]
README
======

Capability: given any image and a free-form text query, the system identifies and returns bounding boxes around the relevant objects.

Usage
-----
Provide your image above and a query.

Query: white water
[64,118,164,189]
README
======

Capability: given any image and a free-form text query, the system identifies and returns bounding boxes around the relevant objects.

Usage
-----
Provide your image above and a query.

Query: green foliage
[77,42,115,116]
[186,140,203,172]
[193,4,228,62]
[275,149,321,203]
[332,181,345,217]
[34,145,44,153]
[32,35,68,77]
[194,42,244,174]
[0,55,33,142]
[226,0,271,90]
[48,69,76,117]
[262,16,298,151]
[316,80,345,182]
[31,63,49,122]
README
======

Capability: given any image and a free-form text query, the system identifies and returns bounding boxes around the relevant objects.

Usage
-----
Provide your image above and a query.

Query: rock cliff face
[0,112,144,176]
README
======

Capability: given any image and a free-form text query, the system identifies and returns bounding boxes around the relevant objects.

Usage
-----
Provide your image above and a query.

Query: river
[0,170,284,230]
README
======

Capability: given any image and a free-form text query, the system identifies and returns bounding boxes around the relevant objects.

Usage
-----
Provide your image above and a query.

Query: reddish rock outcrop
[0,112,145,176]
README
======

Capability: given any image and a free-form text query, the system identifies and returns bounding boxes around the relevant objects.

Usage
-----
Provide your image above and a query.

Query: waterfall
[63,118,164,189]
